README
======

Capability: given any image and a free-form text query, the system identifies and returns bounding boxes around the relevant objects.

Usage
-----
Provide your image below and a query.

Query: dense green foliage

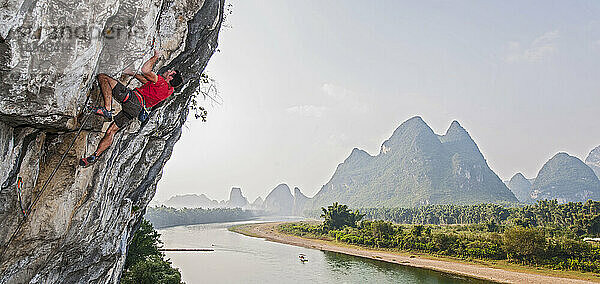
[282,202,600,274]
[358,200,600,237]
[145,206,258,229]
[121,220,183,284]
[124,219,162,270]
[320,202,364,231]
[122,255,183,284]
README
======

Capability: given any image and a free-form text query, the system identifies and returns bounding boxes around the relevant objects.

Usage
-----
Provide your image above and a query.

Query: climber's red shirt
[135,75,174,108]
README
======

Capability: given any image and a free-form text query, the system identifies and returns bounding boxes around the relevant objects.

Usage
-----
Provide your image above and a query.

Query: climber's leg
[96,73,119,111]
[95,122,120,156]
[79,122,120,167]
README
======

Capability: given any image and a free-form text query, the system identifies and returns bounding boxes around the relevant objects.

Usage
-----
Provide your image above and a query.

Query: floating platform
[159,248,215,252]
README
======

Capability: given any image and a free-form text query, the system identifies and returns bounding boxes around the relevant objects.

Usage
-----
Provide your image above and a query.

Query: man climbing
[79,50,183,167]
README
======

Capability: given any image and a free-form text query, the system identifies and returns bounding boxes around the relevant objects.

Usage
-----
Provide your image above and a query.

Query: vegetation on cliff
[121,220,183,284]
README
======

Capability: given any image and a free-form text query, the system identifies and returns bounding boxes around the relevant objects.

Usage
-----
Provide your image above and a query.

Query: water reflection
[323,251,488,284]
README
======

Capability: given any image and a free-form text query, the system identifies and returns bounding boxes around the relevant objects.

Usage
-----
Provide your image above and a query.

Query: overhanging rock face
[0,0,224,282]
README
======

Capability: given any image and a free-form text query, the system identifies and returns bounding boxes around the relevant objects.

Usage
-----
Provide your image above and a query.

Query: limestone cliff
[0,0,224,283]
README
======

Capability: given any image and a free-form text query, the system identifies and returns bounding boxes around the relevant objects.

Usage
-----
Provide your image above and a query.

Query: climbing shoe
[88,106,113,120]
[79,154,98,168]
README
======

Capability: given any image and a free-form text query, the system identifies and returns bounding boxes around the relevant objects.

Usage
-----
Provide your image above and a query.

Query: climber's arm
[140,50,159,83]
[123,68,149,84]
[133,74,148,84]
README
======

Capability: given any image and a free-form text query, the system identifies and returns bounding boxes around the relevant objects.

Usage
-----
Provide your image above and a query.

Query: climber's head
[163,70,183,90]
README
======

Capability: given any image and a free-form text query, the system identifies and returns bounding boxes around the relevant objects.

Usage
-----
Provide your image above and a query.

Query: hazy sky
[155,0,600,202]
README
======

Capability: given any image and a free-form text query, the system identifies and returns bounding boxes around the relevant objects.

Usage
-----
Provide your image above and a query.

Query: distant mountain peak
[229,187,243,197]
[264,183,294,215]
[273,183,291,191]
[587,146,600,162]
[390,116,433,138]
[347,148,370,160]
[553,152,570,158]
[164,193,220,209]
[293,187,309,216]
[585,146,600,178]
[351,147,366,154]
[440,120,475,144]
[510,172,528,182]
[445,120,467,136]
[507,172,533,203]
[228,187,249,208]
[544,152,580,167]
[531,152,600,203]
[294,187,308,199]
[251,197,264,208]
[312,116,517,208]
[380,116,438,155]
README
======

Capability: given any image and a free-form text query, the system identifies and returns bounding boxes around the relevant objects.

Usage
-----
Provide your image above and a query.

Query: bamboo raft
[159,248,215,252]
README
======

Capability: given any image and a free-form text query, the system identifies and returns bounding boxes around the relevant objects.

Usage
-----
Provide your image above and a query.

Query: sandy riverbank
[231,222,599,284]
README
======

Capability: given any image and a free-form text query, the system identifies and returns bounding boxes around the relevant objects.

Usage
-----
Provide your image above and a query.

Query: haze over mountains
[160,184,311,215]
[163,187,252,209]
[161,117,600,214]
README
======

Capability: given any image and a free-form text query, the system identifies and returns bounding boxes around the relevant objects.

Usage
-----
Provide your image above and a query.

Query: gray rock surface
[0,0,224,283]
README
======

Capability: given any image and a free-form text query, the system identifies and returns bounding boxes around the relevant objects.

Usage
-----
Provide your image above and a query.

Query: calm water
[158,217,490,284]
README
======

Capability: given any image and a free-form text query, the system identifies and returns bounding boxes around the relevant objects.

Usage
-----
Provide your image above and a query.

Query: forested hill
[309,117,517,209]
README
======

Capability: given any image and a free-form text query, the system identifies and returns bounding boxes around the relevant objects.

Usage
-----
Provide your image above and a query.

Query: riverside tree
[321,202,364,231]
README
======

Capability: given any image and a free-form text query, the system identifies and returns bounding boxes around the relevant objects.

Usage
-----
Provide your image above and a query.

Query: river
[158,217,490,284]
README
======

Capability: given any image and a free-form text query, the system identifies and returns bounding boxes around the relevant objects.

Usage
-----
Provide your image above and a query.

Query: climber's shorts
[112,82,142,128]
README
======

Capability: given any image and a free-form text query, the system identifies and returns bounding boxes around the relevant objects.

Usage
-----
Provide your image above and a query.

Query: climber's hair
[170,70,183,90]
